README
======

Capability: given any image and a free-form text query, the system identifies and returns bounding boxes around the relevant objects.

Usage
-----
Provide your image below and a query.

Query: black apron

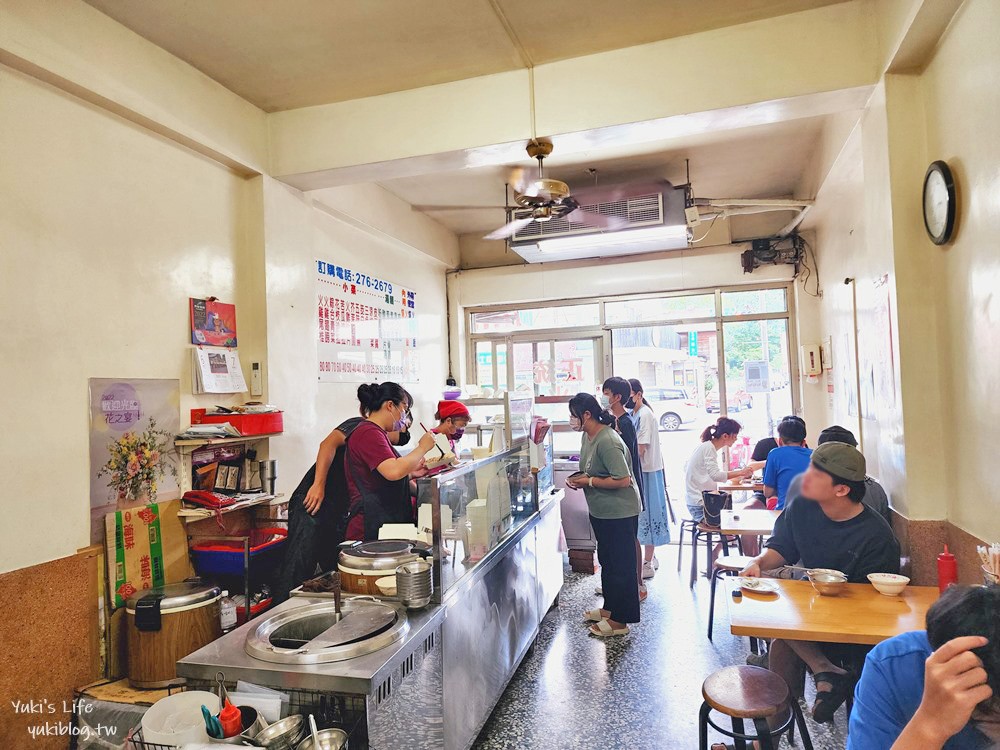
[345,426,414,541]
[273,418,364,602]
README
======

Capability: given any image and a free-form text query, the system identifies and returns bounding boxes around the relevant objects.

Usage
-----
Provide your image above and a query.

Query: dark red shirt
[344,421,403,540]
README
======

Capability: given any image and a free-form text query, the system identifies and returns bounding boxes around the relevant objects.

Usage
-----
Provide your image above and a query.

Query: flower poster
[315,258,420,383]
[88,378,180,545]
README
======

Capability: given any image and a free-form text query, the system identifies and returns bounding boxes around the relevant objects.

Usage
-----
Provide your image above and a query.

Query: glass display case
[415,441,536,600]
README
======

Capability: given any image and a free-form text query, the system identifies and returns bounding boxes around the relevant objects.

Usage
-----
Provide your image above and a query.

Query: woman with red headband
[433,400,471,453]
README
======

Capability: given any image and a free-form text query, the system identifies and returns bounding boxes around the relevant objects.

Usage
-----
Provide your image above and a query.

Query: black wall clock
[922,160,956,245]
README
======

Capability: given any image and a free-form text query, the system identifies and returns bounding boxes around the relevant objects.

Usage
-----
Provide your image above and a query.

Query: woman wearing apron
[344,382,436,541]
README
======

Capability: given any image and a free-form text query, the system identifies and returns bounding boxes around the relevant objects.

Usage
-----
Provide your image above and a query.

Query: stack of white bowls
[395,561,433,609]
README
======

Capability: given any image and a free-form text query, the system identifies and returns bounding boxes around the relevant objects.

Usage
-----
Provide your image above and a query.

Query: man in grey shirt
[784,425,893,528]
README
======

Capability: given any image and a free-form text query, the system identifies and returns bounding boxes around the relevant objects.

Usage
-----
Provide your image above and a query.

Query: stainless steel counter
[176,475,564,750]
[177,594,445,695]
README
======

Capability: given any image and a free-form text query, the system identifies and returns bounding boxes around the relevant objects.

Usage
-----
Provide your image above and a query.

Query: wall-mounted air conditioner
[511,187,689,263]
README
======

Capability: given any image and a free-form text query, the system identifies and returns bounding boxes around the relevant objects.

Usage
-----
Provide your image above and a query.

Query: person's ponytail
[568,393,614,426]
[701,416,742,442]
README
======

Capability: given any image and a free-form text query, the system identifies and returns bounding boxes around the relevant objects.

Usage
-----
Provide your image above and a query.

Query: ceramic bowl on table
[867,573,910,596]
[807,569,848,596]
[375,575,397,597]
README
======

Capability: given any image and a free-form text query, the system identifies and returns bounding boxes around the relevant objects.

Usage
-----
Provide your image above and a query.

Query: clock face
[922,161,955,245]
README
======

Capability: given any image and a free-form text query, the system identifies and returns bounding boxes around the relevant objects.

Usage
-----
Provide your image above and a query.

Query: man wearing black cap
[741,442,901,723]
[784,425,893,527]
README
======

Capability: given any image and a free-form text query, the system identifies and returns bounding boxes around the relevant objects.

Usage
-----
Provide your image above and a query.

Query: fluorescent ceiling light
[536,223,688,253]
[513,223,689,264]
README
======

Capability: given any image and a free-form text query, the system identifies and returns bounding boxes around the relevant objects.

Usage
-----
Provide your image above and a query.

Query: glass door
[720,318,793,469]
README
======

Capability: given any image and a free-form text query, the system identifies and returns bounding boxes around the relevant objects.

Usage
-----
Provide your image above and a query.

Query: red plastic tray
[190,409,283,436]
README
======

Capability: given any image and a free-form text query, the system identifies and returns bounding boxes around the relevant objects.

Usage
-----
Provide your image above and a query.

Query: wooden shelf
[178,493,287,522]
[174,432,282,450]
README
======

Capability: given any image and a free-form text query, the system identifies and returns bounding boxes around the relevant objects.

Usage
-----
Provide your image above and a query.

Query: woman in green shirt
[565,393,642,637]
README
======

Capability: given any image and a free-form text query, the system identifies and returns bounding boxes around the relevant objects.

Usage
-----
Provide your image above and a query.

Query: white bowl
[375,575,397,596]
[868,573,910,596]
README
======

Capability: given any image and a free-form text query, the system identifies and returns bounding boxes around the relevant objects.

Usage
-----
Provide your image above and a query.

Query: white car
[645,387,701,431]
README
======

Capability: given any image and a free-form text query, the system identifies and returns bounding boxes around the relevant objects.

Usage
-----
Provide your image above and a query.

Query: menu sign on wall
[315,258,419,383]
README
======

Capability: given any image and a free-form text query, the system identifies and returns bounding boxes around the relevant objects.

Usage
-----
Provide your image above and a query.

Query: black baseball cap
[817,425,859,448]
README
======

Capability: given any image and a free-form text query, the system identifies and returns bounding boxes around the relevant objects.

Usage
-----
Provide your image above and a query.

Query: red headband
[437,400,470,420]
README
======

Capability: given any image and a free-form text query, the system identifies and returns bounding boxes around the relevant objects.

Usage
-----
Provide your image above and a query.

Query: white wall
[0,65,261,572]
[918,0,1000,540]
[261,179,452,490]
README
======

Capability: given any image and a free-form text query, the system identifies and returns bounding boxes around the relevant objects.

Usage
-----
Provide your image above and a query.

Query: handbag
[701,490,732,528]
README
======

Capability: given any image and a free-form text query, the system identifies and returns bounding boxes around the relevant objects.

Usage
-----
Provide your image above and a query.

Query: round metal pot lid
[338,539,423,570]
[125,582,221,613]
[245,599,408,664]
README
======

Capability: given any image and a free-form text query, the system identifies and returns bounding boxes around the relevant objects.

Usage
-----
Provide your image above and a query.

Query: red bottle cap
[939,544,956,559]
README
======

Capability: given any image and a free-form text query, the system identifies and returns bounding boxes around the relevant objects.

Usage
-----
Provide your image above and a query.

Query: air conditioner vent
[511,192,664,243]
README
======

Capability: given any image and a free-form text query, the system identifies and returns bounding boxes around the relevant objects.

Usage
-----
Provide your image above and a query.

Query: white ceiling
[84,0,848,112]
[381,116,830,236]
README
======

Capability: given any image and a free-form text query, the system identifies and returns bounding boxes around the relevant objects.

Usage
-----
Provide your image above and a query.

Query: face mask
[391,404,409,432]
[598,395,611,409]
[569,416,583,432]
[452,428,465,441]
[625,397,636,410]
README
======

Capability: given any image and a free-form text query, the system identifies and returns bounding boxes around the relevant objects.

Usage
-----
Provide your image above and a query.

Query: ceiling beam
[269,1,880,188]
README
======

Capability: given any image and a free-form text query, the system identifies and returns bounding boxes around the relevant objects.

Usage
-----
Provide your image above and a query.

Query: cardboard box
[104,499,193,610]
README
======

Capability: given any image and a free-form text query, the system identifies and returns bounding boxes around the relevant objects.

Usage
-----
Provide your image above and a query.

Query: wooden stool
[699,666,813,750]
[690,523,735,587]
[706,555,755,641]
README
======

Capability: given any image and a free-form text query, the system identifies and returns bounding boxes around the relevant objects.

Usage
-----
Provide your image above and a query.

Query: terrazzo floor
[472,543,850,750]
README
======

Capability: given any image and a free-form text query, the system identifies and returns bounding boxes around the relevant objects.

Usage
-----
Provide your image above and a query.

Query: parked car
[705,389,753,413]
[645,387,701,431]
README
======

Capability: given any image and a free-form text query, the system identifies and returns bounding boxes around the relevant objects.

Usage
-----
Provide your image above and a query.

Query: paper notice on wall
[315,258,419,383]
[192,347,248,393]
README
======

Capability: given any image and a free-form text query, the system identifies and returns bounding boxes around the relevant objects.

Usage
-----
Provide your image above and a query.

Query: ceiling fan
[412,140,671,241]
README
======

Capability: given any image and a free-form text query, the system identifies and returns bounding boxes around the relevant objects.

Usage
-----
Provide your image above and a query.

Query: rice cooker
[337,540,431,595]
[125,582,222,688]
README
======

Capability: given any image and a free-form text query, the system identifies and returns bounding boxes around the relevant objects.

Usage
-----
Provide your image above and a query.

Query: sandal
[588,619,629,638]
[812,671,852,724]
[583,608,608,623]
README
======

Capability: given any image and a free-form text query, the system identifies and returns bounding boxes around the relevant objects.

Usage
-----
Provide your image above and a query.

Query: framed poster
[190,297,237,347]
[315,258,419,383]
[89,378,180,545]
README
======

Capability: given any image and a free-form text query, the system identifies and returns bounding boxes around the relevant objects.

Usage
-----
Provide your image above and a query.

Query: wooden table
[727,578,940,645]
[719,481,764,493]
[719,509,781,536]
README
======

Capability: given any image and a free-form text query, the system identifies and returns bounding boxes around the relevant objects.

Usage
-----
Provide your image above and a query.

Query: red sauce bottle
[937,544,958,593]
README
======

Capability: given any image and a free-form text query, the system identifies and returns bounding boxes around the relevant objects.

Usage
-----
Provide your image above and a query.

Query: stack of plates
[396,561,433,609]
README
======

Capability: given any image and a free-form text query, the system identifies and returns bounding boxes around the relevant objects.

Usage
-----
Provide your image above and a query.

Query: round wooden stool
[706,555,755,641]
[699,666,813,750]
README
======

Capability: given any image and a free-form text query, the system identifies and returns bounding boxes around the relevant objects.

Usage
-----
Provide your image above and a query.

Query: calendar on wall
[315,258,419,383]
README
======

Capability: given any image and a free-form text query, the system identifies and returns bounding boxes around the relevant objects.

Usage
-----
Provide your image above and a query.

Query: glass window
[721,288,787,316]
[605,294,715,324]
[475,341,494,389]
[496,343,508,392]
[553,339,598,397]
[471,304,600,333]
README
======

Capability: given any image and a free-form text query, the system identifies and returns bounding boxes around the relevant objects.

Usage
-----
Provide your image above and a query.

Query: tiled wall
[892,511,990,588]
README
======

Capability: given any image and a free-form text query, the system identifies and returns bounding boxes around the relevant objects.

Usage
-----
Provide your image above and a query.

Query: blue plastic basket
[190,528,287,576]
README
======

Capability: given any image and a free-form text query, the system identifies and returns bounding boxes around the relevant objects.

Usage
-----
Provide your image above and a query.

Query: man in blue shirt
[849,585,1000,749]
[763,417,812,510]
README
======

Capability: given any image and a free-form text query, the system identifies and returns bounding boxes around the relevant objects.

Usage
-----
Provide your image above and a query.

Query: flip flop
[812,671,852,723]
[588,619,629,638]
[583,608,608,623]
